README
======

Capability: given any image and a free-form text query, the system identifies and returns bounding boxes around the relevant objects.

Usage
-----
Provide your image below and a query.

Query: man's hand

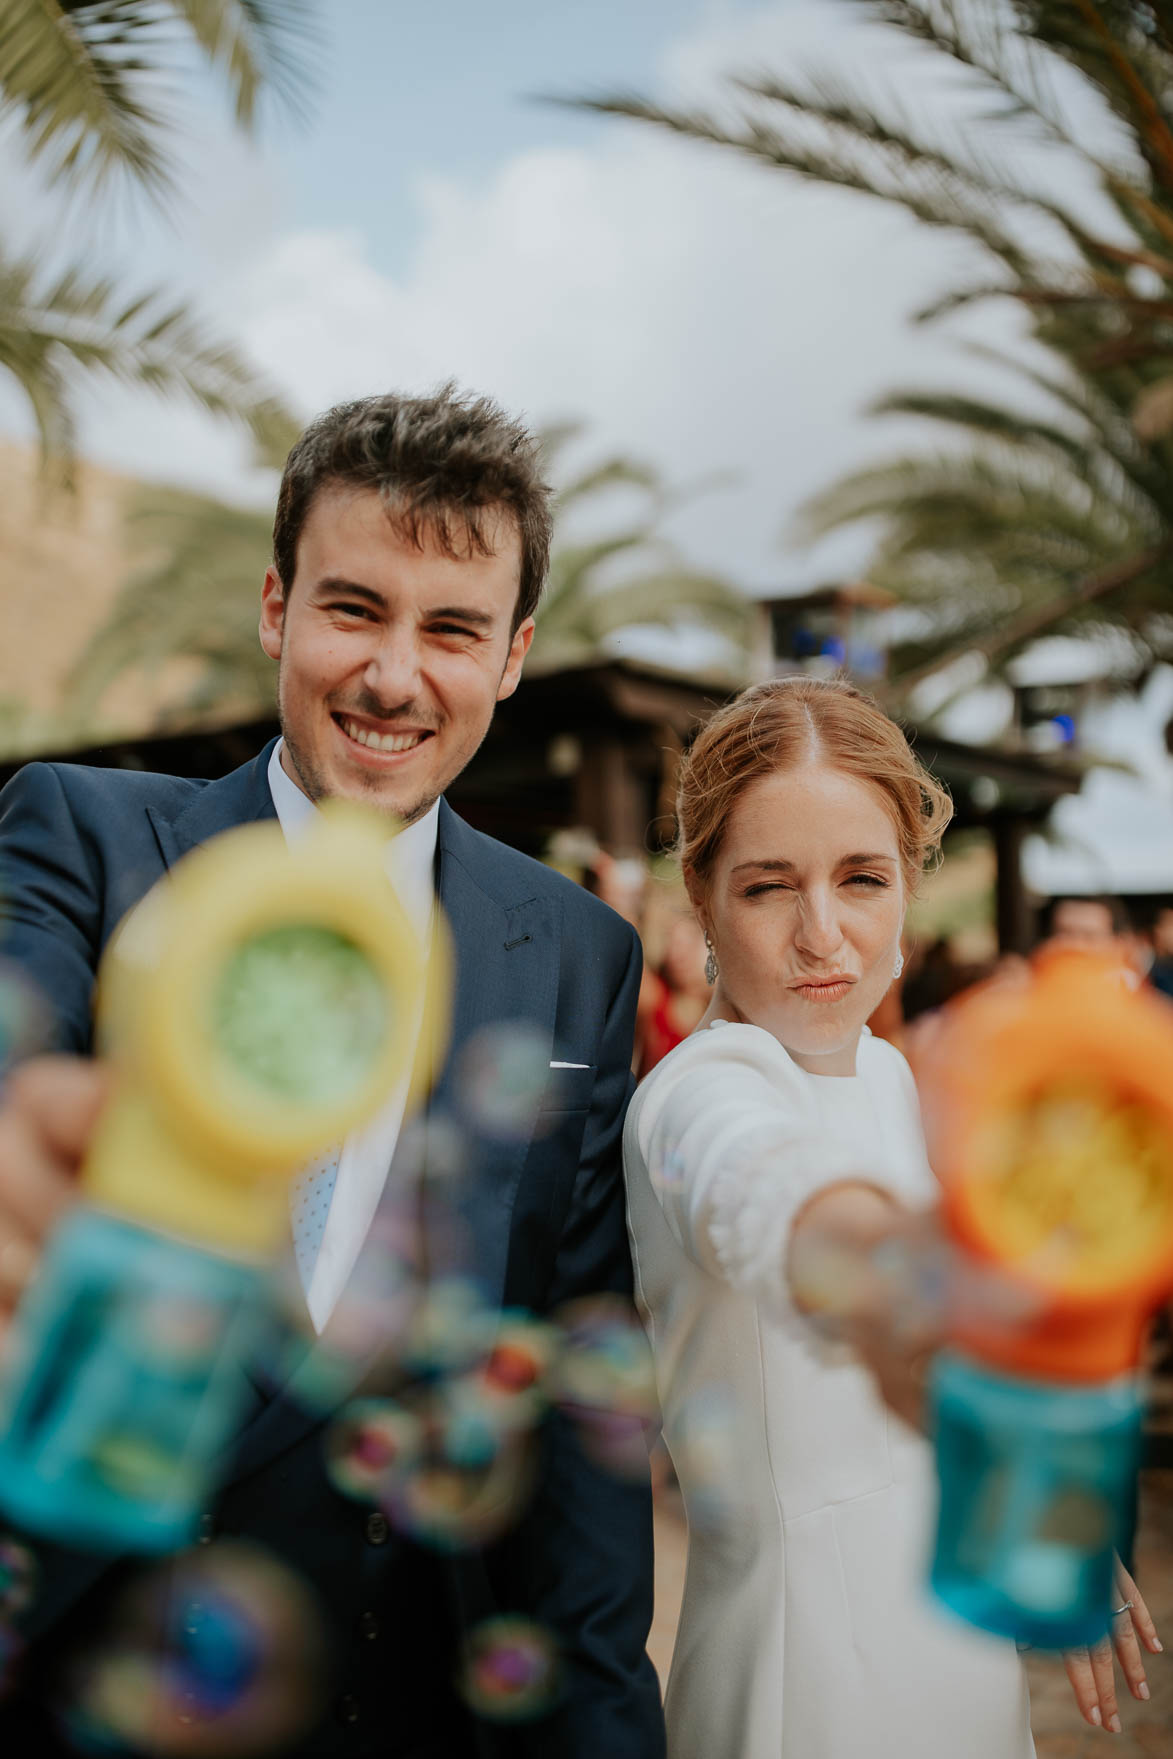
[0,1056,108,1339]
[1063,1558,1163,1732]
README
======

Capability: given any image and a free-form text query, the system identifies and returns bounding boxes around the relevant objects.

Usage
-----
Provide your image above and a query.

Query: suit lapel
[146,738,279,870]
[429,803,562,1311]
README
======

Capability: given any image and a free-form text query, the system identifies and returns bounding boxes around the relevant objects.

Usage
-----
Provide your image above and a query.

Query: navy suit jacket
[0,741,665,1758]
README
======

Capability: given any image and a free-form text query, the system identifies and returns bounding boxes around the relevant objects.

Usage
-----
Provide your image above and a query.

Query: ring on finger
[1112,1600,1136,1617]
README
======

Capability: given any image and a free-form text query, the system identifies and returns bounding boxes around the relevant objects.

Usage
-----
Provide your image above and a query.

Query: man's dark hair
[272,383,552,628]
[1041,893,1131,938]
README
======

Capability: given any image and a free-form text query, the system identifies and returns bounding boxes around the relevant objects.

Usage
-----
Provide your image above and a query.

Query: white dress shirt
[268,741,438,1332]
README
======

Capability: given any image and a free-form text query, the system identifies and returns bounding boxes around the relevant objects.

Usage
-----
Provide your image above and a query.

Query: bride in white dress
[623,676,1035,1759]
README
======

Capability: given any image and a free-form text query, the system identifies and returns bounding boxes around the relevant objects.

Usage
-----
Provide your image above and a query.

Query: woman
[623,677,1153,1758]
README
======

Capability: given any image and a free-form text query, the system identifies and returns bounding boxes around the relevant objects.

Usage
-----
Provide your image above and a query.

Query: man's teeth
[341,719,424,753]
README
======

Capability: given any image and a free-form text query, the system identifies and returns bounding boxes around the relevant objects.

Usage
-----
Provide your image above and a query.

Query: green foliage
[66,483,277,728]
[529,427,753,672]
[570,0,1173,690]
[0,1,312,472]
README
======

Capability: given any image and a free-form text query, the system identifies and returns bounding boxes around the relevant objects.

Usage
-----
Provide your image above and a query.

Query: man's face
[259,485,534,822]
[1049,898,1117,950]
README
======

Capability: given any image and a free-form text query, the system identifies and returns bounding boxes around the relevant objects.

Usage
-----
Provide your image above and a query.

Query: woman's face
[696,763,906,1075]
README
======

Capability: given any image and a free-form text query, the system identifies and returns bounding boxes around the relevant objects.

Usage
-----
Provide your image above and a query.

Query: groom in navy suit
[0,386,665,1755]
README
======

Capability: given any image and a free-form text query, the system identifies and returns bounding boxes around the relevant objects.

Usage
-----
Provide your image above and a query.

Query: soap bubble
[458,1617,561,1723]
[385,1382,537,1552]
[0,1537,36,1618]
[651,1147,686,1196]
[671,1389,741,1534]
[551,1296,658,1478]
[59,1541,324,1756]
[456,1025,552,1141]
[402,1276,495,1381]
[325,1399,423,1504]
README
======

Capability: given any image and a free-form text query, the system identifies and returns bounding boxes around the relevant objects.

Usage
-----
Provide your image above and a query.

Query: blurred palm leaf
[530,427,752,671]
[568,0,1173,694]
[0,0,313,473]
[66,484,276,726]
[0,0,316,198]
[0,242,297,468]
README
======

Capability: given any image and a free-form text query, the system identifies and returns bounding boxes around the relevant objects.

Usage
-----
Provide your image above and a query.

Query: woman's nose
[794,891,842,958]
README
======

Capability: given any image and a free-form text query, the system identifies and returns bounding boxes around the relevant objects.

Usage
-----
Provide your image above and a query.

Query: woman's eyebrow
[839,852,898,866]
[730,858,797,875]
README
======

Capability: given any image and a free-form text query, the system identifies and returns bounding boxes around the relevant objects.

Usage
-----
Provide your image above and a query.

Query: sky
[1,0,1064,590]
[3,0,1170,890]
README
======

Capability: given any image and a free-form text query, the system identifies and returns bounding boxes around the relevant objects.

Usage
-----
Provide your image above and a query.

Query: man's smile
[332,713,435,757]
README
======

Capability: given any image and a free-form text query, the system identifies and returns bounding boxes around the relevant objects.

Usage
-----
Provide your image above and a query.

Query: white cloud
[2,0,1049,585]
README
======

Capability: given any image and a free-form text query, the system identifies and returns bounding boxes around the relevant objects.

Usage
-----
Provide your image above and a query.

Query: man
[0,386,665,1756]
[1043,894,1126,952]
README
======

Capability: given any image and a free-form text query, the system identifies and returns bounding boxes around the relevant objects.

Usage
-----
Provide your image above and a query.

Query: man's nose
[363,630,422,705]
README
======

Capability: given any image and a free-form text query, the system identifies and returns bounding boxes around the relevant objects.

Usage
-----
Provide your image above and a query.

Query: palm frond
[0,239,295,468]
[65,484,275,722]
[0,0,316,199]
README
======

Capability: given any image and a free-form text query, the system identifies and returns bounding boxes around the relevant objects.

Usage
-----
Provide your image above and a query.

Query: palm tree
[65,482,279,734]
[569,0,1173,693]
[0,1,313,470]
[66,432,753,732]
[528,427,753,672]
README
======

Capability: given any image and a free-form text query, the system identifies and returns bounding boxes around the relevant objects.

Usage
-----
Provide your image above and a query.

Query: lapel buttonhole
[504,932,533,951]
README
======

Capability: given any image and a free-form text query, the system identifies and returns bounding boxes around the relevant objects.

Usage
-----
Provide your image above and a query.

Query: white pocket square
[549,1060,591,1070]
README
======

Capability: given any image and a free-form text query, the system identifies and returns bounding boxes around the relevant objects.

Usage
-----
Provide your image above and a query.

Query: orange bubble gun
[922,949,1173,1648]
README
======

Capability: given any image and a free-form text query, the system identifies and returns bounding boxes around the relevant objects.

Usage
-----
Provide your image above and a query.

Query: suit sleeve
[489,919,666,1759]
[0,764,103,1053]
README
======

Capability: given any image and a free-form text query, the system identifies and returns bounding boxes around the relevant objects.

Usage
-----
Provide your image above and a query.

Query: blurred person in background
[1042,894,1128,953]
[1152,905,1173,1000]
[636,914,711,1078]
[0,387,665,1757]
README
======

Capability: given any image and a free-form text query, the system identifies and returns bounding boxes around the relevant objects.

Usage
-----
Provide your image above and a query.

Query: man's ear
[497,616,536,702]
[259,566,286,661]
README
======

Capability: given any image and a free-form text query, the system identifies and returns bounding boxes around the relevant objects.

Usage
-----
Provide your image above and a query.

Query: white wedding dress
[624,1020,1034,1759]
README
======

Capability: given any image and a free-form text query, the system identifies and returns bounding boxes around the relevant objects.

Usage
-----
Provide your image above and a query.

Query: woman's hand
[1062,1558,1163,1732]
[787,1184,945,1430]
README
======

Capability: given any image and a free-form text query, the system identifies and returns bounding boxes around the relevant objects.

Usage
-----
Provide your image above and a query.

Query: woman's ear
[682,864,707,930]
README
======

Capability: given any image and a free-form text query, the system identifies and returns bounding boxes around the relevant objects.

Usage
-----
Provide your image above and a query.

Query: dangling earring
[704,936,718,986]
[893,950,905,981]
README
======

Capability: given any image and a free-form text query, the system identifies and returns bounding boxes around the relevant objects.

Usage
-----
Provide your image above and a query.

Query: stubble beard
[276,681,440,828]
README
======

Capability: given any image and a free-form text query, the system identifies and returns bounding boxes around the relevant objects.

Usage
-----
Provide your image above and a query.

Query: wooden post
[992,815,1032,955]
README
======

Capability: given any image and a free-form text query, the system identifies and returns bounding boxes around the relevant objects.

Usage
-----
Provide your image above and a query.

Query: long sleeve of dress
[625,1022,870,1315]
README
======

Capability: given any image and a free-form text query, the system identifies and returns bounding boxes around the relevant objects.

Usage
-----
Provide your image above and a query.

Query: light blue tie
[291,1147,341,1293]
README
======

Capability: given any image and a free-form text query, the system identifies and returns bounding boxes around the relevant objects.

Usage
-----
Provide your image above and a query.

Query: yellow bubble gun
[922,948,1173,1647]
[0,806,438,1552]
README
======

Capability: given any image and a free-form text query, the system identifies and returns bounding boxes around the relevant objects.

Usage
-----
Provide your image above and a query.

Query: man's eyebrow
[315,578,386,606]
[426,604,496,628]
[313,582,496,627]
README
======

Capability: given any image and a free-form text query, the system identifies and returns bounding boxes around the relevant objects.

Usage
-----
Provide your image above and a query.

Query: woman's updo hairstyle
[677,676,953,897]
